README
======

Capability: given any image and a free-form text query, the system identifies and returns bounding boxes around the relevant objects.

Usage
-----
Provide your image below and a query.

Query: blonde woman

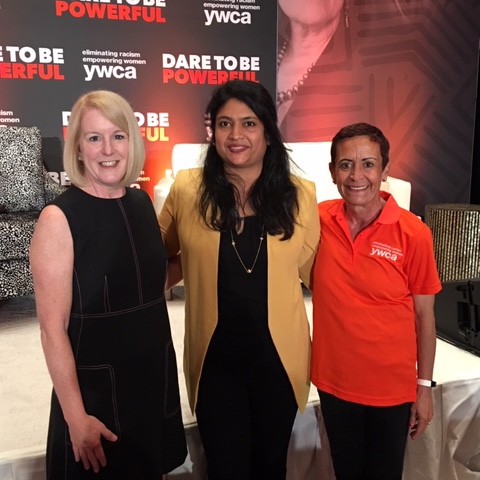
[30,90,186,479]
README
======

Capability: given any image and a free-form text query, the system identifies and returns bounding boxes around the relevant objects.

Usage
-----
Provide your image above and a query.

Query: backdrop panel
[0,0,276,198]
[277,0,480,216]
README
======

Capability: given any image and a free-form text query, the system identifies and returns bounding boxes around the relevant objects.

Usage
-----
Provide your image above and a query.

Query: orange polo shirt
[311,193,441,406]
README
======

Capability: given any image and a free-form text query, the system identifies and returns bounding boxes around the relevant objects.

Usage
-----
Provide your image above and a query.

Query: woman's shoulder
[397,208,433,239]
[171,168,203,194]
[317,199,342,222]
[173,168,202,184]
[125,187,156,212]
[291,175,316,198]
[291,174,314,187]
[47,185,84,216]
[126,186,152,203]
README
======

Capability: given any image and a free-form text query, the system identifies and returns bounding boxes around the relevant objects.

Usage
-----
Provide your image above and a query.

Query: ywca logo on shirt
[369,242,403,262]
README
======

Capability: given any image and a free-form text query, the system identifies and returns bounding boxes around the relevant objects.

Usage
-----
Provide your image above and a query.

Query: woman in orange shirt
[311,122,441,480]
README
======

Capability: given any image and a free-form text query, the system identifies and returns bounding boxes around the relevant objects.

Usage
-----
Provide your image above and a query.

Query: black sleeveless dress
[46,186,187,479]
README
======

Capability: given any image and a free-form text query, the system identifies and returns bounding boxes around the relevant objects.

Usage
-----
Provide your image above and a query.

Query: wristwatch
[417,379,437,387]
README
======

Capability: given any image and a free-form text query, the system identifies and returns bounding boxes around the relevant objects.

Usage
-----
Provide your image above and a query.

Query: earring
[344,0,350,28]
[78,155,82,161]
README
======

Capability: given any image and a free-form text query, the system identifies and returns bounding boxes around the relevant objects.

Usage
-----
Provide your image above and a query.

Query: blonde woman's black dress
[46,186,187,479]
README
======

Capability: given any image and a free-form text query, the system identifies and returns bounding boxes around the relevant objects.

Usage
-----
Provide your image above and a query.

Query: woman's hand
[69,413,118,472]
[408,385,433,440]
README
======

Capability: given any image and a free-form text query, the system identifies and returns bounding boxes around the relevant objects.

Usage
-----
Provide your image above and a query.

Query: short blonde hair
[64,90,144,188]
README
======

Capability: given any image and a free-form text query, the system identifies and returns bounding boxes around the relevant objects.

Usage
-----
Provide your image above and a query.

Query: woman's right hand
[68,414,118,472]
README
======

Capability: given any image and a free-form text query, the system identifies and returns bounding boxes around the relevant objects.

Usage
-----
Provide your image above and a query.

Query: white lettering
[135,112,145,126]
[134,112,169,127]
[223,56,237,70]
[162,53,212,69]
[48,171,71,186]
[5,46,21,62]
[146,112,169,127]
[62,111,71,126]
[38,48,64,64]
[60,171,71,186]
[370,248,398,262]
[84,64,137,81]
[48,172,58,183]
[204,9,215,26]
[142,0,166,6]
[11,46,36,63]
[3,46,64,64]
[204,10,251,26]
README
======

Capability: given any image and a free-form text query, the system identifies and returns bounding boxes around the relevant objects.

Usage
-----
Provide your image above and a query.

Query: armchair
[0,126,64,300]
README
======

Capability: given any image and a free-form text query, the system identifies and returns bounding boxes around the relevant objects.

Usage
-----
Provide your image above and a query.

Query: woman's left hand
[408,385,434,440]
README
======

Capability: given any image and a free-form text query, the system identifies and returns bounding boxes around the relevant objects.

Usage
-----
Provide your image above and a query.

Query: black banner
[0,0,276,198]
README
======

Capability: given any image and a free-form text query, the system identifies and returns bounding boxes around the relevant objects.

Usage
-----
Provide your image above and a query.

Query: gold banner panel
[425,204,480,281]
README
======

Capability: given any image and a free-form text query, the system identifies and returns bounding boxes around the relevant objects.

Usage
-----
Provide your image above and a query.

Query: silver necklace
[230,225,265,274]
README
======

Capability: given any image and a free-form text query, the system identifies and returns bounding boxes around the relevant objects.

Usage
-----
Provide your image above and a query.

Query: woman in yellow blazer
[159,80,320,480]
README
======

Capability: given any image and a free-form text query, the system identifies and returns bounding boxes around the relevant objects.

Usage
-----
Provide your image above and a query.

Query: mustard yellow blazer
[159,168,320,413]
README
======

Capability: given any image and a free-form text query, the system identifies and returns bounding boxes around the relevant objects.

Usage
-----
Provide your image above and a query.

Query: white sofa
[154,142,412,214]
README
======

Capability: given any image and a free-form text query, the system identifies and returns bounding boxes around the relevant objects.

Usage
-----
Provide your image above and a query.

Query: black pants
[195,352,298,480]
[319,390,411,480]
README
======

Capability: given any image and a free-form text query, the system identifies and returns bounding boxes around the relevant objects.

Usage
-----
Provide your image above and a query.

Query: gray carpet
[0,295,51,453]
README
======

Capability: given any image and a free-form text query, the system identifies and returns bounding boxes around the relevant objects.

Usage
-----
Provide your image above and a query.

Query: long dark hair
[199,80,298,240]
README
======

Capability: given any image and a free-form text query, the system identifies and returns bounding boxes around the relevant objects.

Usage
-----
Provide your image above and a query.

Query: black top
[218,215,268,335]
[45,186,186,479]
[206,215,280,368]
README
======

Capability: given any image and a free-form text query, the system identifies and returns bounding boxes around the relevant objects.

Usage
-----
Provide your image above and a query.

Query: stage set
[1,290,479,480]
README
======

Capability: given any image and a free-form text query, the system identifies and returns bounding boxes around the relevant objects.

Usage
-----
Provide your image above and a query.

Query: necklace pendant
[230,225,264,275]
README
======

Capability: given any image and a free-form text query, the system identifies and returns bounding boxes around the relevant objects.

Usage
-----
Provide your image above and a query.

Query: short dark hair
[330,122,390,169]
[200,80,298,240]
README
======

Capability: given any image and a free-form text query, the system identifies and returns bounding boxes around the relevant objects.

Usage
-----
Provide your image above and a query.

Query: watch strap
[417,378,437,387]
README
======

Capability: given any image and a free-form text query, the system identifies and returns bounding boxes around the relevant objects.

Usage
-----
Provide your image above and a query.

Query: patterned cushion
[0,259,34,300]
[43,166,66,203]
[0,127,45,213]
[0,213,39,261]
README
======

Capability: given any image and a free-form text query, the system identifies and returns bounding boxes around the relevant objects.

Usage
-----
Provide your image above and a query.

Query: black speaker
[470,44,480,204]
[435,279,480,356]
